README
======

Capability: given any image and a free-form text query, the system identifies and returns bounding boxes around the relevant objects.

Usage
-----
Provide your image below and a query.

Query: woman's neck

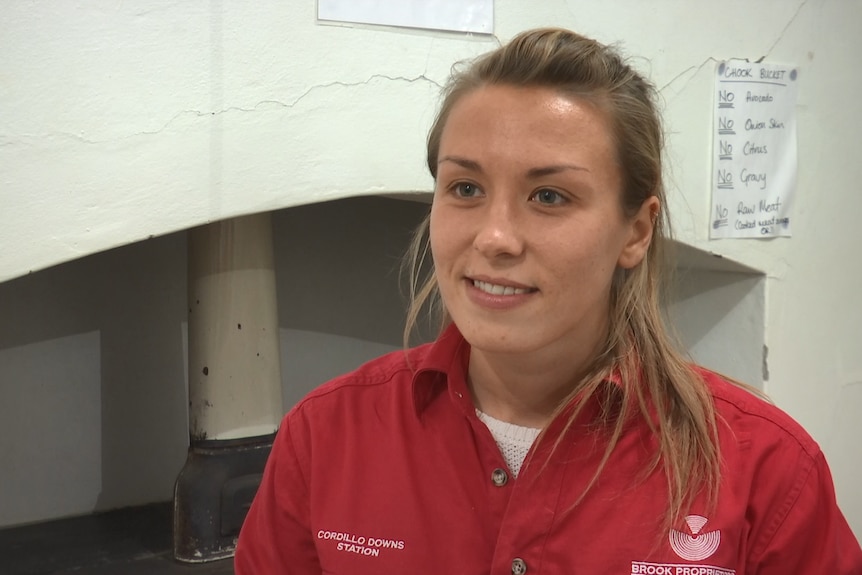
[467,336,601,429]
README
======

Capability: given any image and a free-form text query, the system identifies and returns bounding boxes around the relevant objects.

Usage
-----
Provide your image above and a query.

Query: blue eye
[532,188,566,205]
[453,182,482,198]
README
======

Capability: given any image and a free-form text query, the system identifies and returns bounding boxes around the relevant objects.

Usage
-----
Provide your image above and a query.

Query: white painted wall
[0,332,102,526]
[668,267,765,390]
[1,0,860,539]
[0,197,419,528]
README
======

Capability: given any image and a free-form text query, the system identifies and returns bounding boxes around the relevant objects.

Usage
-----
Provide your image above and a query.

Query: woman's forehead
[438,85,617,168]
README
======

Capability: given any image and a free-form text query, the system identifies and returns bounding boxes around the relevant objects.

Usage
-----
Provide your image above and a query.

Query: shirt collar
[411,323,474,418]
[409,323,630,422]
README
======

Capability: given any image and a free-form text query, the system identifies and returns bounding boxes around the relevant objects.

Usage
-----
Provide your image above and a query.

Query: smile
[471,279,535,296]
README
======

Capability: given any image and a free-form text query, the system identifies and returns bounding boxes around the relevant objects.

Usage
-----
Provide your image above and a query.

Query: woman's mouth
[471,279,536,296]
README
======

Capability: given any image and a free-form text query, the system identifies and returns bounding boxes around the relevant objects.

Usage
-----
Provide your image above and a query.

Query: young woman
[235,28,862,573]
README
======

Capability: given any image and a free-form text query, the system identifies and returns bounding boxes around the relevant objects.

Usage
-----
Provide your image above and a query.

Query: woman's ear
[618,196,660,269]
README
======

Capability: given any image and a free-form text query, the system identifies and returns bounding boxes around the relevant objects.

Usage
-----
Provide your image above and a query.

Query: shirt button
[491,468,508,487]
[511,558,527,574]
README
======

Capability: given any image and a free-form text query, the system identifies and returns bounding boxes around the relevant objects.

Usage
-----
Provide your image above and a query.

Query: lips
[470,278,537,296]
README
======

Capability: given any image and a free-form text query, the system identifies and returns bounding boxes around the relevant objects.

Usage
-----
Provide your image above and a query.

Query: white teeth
[472,280,531,296]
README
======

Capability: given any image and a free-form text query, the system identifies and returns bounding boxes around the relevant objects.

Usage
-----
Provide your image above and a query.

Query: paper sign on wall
[318,0,494,34]
[710,60,798,239]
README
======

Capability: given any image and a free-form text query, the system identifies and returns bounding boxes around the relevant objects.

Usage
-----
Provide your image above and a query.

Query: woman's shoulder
[695,366,821,459]
[287,342,436,416]
[691,369,862,569]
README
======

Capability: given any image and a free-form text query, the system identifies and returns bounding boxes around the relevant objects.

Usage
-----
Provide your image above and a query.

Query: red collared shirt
[235,325,862,574]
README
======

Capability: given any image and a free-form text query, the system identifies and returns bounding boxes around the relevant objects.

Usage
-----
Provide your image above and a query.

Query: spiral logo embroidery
[669,515,721,561]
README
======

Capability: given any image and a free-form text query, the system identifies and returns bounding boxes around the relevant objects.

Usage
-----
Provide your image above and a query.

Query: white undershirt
[476,409,542,477]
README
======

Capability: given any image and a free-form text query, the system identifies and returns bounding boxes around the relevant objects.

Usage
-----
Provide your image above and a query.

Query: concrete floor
[0,503,233,575]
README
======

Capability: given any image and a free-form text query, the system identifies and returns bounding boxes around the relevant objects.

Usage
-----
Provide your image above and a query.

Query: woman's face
[429,84,655,358]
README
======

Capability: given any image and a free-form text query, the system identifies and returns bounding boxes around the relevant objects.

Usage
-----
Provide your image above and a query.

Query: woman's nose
[472,198,525,258]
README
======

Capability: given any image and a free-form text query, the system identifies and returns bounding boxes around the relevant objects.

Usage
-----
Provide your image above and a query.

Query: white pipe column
[174,212,283,562]
[187,213,283,441]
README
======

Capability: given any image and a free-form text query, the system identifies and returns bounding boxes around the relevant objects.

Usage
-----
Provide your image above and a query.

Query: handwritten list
[710,60,798,239]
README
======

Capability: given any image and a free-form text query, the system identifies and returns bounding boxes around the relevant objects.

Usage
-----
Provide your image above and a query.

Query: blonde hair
[404,28,719,527]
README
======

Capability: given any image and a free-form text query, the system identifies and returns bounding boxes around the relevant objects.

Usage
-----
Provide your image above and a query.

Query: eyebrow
[438,155,483,173]
[527,164,590,177]
[437,155,589,177]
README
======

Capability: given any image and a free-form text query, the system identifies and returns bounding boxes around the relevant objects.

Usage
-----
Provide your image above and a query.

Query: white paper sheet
[318,0,493,34]
[710,59,798,239]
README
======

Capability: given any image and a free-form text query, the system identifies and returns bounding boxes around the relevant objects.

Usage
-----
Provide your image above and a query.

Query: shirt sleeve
[750,450,862,574]
[234,413,321,575]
